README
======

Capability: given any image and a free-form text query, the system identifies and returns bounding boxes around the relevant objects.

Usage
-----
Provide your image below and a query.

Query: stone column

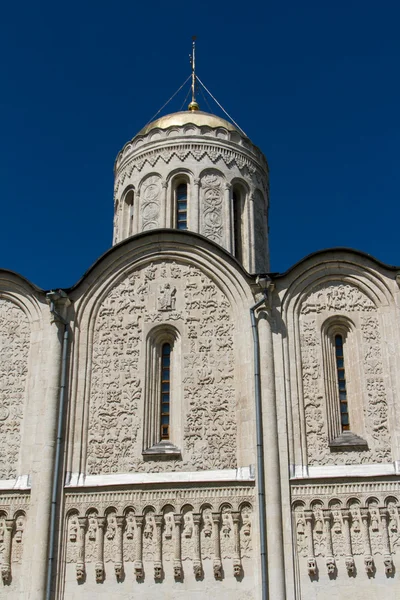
[192,178,200,233]
[76,517,87,581]
[361,509,374,573]
[304,511,317,575]
[380,508,393,574]
[212,512,222,579]
[248,193,255,272]
[161,182,168,228]
[232,511,242,576]
[342,510,355,573]
[173,514,183,579]
[323,510,335,574]
[192,513,202,578]
[134,516,144,578]
[115,516,125,579]
[29,311,65,600]
[1,519,13,584]
[258,308,287,598]
[224,182,232,253]
[95,517,106,583]
[154,515,163,579]
[134,192,141,233]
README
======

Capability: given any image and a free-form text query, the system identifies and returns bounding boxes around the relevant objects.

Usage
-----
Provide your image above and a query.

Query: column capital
[192,513,202,525]
[5,519,14,531]
[78,516,87,530]
[135,515,144,527]
[212,512,221,524]
[116,516,125,528]
[154,514,164,527]
[323,509,332,522]
[97,516,106,529]
[174,514,183,526]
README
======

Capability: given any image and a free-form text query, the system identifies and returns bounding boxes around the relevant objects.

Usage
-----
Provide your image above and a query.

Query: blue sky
[1,1,399,288]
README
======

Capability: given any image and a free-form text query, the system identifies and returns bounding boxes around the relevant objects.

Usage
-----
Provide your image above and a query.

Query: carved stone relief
[299,282,391,465]
[201,172,224,244]
[140,174,161,231]
[0,298,30,479]
[114,143,268,199]
[86,260,236,475]
[64,488,254,584]
[292,484,400,578]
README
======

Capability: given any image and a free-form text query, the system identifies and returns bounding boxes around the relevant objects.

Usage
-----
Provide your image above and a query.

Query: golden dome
[137,111,240,136]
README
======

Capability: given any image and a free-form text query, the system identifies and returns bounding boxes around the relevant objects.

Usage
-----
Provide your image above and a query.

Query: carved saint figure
[158,283,176,311]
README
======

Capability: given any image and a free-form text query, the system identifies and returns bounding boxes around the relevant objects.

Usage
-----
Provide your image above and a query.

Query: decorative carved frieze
[64,487,254,583]
[114,143,268,198]
[292,485,400,578]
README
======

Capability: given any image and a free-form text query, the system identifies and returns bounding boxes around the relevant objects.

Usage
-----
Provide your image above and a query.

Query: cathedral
[1,77,400,600]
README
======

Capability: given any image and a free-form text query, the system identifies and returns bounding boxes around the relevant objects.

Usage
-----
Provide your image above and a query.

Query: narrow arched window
[125,190,134,237]
[176,183,188,230]
[232,190,243,261]
[335,334,349,431]
[160,343,171,439]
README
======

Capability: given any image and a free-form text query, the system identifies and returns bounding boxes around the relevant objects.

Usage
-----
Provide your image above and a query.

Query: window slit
[160,343,171,440]
[335,334,349,431]
[176,183,187,230]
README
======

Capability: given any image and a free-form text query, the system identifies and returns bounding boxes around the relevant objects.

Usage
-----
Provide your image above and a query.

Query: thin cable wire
[198,83,213,114]
[142,74,192,130]
[196,75,248,137]
[179,83,192,111]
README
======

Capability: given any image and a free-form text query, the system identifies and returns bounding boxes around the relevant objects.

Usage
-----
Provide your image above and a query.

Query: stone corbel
[95,517,106,583]
[76,516,87,582]
[342,510,355,574]
[1,519,14,584]
[114,516,125,580]
[361,508,374,574]
[304,510,317,576]
[192,513,203,579]
[232,511,242,577]
[212,512,223,580]
[134,516,144,579]
[379,508,393,575]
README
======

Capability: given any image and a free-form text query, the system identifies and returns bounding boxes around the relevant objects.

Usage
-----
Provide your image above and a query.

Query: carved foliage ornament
[86,260,236,474]
[299,282,390,465]
[0,299,30,479]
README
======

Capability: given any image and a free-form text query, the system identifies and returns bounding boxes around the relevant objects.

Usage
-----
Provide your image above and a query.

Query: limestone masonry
[1,108,400,599]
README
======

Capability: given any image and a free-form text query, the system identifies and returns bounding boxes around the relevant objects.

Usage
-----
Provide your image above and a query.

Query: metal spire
[188,36,199,111]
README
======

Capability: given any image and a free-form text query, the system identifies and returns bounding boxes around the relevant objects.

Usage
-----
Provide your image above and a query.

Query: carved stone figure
[345,556,355,574]
[364,555,374,574]
[326,557,336,574]
[76,563,85,581]
[154,562,162,579]
[114,562,123,579]
[134,561,144,579]
[95,563,104,583]
[384,556,394,574]
[213,560,223,579]
[307,557,317,576]
[193,561,203,578]
[158,283,176,311]
[233,559,242,577]
[1,564,10,584]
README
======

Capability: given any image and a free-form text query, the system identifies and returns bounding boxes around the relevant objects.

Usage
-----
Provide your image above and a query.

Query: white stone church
[1,103,400,600]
